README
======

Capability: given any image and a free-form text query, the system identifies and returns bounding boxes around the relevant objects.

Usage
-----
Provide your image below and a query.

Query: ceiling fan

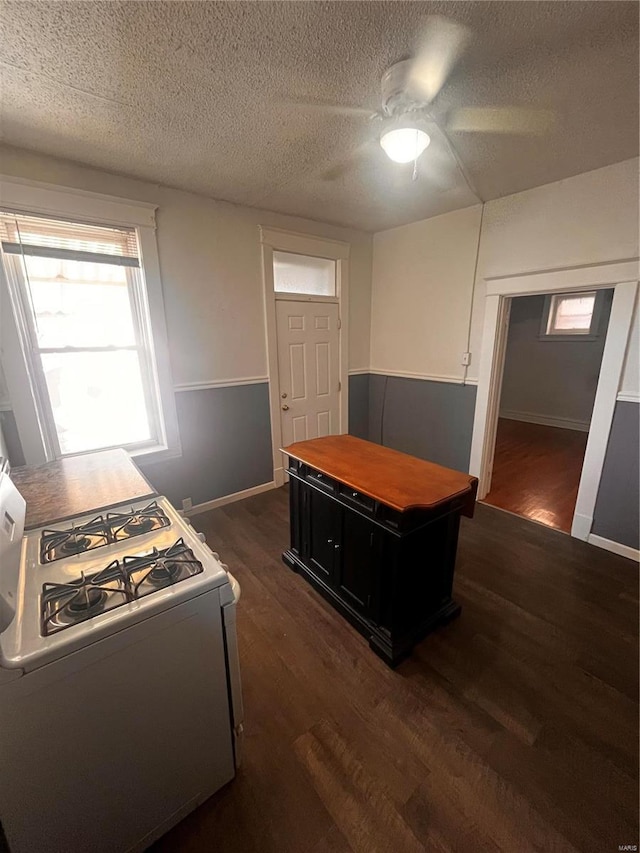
[281,16,554,188]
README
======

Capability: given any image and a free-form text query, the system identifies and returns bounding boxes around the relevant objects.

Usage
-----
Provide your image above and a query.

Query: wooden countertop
[282,435,478,515]
[11,449,157,529]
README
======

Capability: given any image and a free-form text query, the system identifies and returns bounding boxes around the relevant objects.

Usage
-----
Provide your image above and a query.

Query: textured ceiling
[1,1,638,231]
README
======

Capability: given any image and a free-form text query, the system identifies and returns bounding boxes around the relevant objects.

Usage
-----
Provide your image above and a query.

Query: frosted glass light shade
[380,127,430,163]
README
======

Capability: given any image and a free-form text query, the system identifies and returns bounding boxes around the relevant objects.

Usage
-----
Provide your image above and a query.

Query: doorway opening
[482,290,613,532]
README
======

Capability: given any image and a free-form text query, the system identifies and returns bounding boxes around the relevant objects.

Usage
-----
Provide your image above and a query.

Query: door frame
[469,258,638,541]
[260,226,350,487]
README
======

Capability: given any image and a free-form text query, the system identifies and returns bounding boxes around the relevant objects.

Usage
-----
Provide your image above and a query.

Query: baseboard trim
[571,513,592,541]
[347,369,370,376]
[186,481,277,516]
[500,410,590,432]
[587,533,640,562]
[617,393,639,404]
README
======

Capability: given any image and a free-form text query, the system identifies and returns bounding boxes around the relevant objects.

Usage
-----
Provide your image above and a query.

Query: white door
[275,300,340,447]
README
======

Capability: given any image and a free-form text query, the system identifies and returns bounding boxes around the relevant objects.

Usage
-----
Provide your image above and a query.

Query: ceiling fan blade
[277,98,374,118]
[447,106,555,135]
[407,16,471,104]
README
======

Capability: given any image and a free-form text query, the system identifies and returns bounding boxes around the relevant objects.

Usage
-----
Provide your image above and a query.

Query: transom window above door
[0,210,164,457]
[273,251,336,297]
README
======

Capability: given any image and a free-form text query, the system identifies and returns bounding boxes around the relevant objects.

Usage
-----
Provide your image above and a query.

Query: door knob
[282,404,289,411]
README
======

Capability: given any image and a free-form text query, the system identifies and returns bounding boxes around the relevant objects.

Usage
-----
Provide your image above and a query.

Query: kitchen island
[10,448,156,529]
[282,435,478,666]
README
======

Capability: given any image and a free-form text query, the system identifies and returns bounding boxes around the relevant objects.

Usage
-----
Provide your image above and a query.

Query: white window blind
[0,211,140,267]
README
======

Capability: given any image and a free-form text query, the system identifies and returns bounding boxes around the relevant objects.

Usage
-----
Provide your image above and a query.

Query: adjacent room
[0,3,638,853]
[483,289,613,532]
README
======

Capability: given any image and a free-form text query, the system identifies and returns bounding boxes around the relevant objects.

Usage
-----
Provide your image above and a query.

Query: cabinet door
[307,486,341,584]
[336,510,378,615]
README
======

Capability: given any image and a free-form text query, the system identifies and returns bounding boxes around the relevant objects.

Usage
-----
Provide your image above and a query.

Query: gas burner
[124,516,155,534]
[107,501,171,542]
[40,518,110,564]
[41,564,128,636]
[146,560,183,586]
[65,586,108,616]
[60,535,92,555]
[125,538,203,599]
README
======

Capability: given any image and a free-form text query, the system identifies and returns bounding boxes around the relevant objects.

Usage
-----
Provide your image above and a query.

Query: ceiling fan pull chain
[412,129,419,181]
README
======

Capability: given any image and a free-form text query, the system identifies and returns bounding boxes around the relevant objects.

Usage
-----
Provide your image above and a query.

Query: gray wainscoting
[348,373,370,440]
[592,401,640,550]
[366,374,477,472]
[138,382,273,508]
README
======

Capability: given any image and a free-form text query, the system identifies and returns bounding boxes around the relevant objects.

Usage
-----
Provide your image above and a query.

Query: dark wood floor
[151,487,638,853]
[484,419,589,533]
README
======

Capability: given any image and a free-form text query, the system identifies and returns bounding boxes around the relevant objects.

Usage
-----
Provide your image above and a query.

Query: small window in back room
[273,251,336,296]
[542,291,599,338]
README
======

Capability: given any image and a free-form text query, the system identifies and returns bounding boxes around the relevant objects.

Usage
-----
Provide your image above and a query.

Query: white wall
[370,204,482,381]
[469,158,640,389]
[0,144,373,391]
[370,158,639,396]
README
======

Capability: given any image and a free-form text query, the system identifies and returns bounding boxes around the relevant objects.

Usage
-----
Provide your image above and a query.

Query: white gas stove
[0,463,243,853]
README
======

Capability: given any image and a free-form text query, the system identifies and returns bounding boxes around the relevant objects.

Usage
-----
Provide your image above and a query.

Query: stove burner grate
[40,517,110,564]
[107,501,171,542]
[41,562,128,636]
[124,538,204,599]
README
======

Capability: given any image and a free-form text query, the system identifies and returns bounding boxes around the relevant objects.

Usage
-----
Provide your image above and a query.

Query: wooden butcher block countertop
[11,449,157,529]
[282,435,478,516]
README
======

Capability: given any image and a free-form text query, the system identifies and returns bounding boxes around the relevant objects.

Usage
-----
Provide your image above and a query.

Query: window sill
[538,334,599,343]
[129,442,182,466]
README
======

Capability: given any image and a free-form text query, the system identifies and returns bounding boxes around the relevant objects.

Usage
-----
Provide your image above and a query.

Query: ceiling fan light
[380,127,430,163]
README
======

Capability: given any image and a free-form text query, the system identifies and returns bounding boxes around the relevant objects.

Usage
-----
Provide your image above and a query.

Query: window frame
[0,176,181,465]
[539,290,604,341]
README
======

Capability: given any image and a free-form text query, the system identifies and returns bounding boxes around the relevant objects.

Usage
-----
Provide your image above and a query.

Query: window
[541,291,601,339]
[0,211,166,457]
[273,251,336,297]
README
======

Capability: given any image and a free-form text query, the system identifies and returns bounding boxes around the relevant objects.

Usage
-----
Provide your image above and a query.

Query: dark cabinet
[307,486,340,583]
[283,438,477,668]
[337,509,378,615]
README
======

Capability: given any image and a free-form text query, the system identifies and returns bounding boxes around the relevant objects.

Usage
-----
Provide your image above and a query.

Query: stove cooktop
[2,494,230,672]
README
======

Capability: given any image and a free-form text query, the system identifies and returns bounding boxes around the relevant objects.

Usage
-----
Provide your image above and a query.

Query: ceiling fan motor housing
[381,59,428,116]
